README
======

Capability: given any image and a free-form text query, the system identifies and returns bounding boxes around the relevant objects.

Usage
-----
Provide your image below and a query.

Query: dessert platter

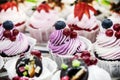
[0,0,120,80]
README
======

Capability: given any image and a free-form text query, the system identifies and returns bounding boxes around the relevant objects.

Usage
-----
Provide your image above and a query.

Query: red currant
[3,30,11,38]
[10,36,16,41]
[113,23,120,32]
[115,31,120,39]
[31,50,41,58]
[105,29,113,37]
[80,51,91,58]
[63,28,71,37]
[70,31,77,38]
[13,29,19,36]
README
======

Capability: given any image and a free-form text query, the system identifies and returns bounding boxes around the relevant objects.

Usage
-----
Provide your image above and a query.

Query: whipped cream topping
[49,29,88,55]
[0,26,29,56]
[95,31,120,60]
[109,13,120,24]
[0,7,26,27]
[67,11,99,30]
[29,10,59,29]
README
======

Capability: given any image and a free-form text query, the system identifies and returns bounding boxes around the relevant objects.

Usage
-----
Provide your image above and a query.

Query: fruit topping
[61,63,68,70]
[70,31,77,38]
[37,1,51,13]
[61,76,70,80]
[80,51,91,58]
[72,60,81,68]
[13,29,19,36]
[3,20,14,30]
[113,23,120,32]
[105,29,114,37]
[115,31,120,39]
[12,76,20,80]
[54,21,66,30]
[102,19,113,29]
[63,28,71,37]
[74,2,97,20]
[3,30,11,38]
[10,36,16,41]
[31,50,41,59]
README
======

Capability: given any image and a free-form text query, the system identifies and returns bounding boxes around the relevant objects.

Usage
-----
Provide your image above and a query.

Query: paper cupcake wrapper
[96,59,120,78]
[0,56,4,70]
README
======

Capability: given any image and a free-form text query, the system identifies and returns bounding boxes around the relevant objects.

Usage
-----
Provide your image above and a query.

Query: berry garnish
[102,19,113,29]
[63,28,71,36]
[70,31,77,38]
[74,2,97,20]
[10,36,16,41]
[72,60,81,68]
[31,50,41,59]
[82,56,91,66]
[13,29,19,36]
[12,76,20,80]
[90,58,97,65]
[61,76,70,80]
[54,21,66,30]
[61,63,68,70]
[37,2,51,13]
[115,31,120,39]
[105,29,114,37]
[113,23,120,32]
[80,51,91,58]
[3,20,14,30]
[3,30,11,38]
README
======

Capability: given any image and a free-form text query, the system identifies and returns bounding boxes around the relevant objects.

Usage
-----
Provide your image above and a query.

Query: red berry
[91,58,98,65]
[115,31,120,39]
[113,23,120,32]
[80,51,91,58]
[12,76,20,80]
[63,28,70,36]
[31,50,41,58]
[105,29,114,37]
[10,36,16,41]
[3,30,11,38]
[13,29,19,36]
[61,76,69,80]
[70,31,77,38]
[82,56,91,66]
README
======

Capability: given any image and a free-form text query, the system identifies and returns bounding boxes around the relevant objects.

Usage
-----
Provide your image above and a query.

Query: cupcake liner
[28,26,54,44]
[96,59,120,78]
[0,56,4,70]
[49,36,92,68]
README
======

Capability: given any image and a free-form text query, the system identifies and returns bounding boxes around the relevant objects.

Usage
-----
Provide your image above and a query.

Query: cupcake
[94,19,120,78]
[67,2,100,42]
[28,1,59,44]
[4,51,57,80]
[109,1,120,24]
[0,20,36,62]
[49,21,92,67]
[0,0,27,32]
[51,58,111,80]
[47,0,73,19]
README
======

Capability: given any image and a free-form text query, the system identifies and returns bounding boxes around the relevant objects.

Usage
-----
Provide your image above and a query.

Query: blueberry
[54,21,66,30]
[102,19,113,29]
[3,20,14,30]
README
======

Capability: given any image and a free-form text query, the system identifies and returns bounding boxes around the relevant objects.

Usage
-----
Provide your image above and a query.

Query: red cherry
[70,31,77,38]
[91,58,98,65]
[113,24,120,32]
[80,51,91,58]
[13,29,19,36]
[105,29,114,37]
[63,28,71,37]
[115,31,120,39]
[10,36,16,41]
[3,30,11,38]
[61,76,70,80]
[82,56,91,66]
[12,76,20,80]
[31,50,41,58]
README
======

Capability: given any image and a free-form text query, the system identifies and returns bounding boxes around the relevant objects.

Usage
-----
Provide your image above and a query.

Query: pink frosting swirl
[0,26,29,56]
[49,29,89,55]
